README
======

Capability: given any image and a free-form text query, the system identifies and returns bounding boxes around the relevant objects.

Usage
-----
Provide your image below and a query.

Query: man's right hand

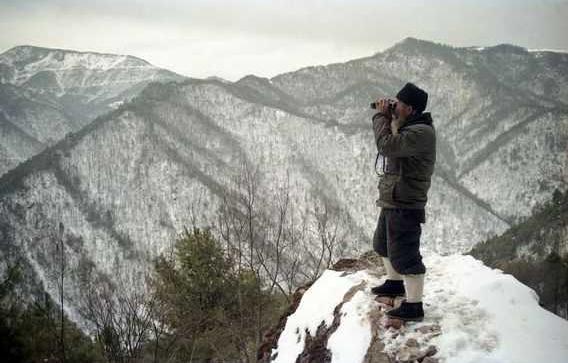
[375,98,393,119]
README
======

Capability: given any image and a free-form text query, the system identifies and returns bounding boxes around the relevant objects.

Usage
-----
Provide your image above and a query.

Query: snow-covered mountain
[268,38,568,222]
[0,45,184,176]
[0,38,567,326]
[259,254,568,363]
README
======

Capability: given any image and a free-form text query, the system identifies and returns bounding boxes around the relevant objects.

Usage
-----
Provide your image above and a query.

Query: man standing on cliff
[370,82,436,321]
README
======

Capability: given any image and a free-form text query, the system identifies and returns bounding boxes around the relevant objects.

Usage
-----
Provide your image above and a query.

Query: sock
[381,257,402,280]
[403,274,425,303]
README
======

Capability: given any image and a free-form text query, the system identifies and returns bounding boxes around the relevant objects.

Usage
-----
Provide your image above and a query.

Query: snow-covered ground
[269,253,568,363]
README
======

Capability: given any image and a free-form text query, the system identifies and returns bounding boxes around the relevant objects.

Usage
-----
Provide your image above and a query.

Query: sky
[1,0,567,81]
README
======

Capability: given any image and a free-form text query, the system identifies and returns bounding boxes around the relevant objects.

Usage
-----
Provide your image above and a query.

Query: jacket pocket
[378,175,399,202]
[395,177,428,203]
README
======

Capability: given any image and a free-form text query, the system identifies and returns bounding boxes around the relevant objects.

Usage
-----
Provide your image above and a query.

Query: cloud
[1,0,567,80]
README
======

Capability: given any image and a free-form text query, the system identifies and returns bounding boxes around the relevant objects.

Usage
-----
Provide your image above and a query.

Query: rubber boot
[371,257,405,297]
[371,279,406,297]
[386,300,424,321]
[386,274,425,321]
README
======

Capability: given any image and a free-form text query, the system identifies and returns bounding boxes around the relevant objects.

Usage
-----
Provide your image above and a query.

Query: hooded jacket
[372,111,436,210]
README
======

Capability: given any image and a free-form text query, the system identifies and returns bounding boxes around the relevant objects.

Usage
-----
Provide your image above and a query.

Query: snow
[0,46,150,71]
[327,290,378,363]
[430,253,568,363]
[0,45,166,91]
[271,269,373,363]
[528,48,568,54]
[271,253,568,363]
[108,100,124,109]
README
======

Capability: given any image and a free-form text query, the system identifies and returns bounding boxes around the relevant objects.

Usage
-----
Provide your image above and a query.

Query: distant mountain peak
[382,37,536,57]
[387,37,449,50]
[484,43,529,55]
[398,36,433,46]
[0,45,153,72]
[205,75,231,83]
[236,74,269,83]
[0,44,184,96]
[377,37,458,59]
[0,45,185,177]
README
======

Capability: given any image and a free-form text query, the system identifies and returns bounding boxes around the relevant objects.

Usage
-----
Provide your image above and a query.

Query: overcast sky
[1,0,567,81]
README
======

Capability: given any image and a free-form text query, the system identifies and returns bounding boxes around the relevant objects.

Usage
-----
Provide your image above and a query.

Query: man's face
[395,99,413,120]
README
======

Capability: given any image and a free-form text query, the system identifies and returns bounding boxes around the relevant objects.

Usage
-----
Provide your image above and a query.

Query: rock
[396,346,421,362]
[363,304,395,363]
[359,250,384,268]
[384,317,404,330]
[405,338,419,347]
[296,323,333,363]
[413,345,438,362]
[397,341,439,362]
[422,357,440,363]
[397,343,439,362]
[331,258,373,272]
[257,283,312,362]
[424,345,438,357]
[376,296,395,306]
[297,284,366,363]
[415,324,441,335]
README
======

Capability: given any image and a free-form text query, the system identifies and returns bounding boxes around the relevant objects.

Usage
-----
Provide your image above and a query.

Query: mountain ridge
[0,45,185,176]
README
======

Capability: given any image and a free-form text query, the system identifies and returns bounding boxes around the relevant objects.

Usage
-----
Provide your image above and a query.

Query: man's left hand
[391,115,405,135]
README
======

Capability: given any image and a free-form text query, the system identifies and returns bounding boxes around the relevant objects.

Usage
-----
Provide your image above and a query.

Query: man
[371,82,436,321]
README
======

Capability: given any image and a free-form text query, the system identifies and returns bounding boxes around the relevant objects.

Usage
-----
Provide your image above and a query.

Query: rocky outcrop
[258,285,313,362]
[258,254,444,363]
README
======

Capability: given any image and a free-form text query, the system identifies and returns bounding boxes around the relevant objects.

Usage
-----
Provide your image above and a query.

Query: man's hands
[375,98,404,135]
[375,98,393,119]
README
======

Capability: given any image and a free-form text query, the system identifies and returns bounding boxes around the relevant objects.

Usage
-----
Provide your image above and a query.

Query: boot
[386,299,424,321]
[371,279,405,297]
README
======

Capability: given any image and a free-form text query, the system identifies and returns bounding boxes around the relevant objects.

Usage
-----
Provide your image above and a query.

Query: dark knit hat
[396,82,428,113]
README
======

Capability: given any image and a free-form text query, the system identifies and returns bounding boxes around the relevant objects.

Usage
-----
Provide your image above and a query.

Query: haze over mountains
[0,37,566,323]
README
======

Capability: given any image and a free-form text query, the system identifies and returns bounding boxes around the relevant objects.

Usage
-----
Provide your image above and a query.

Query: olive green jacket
[372,111,436,210]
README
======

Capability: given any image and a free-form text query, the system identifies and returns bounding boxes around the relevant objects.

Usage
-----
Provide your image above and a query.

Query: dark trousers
[373,208,426,275]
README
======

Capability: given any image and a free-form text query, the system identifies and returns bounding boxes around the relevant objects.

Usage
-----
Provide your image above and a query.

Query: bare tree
[215,159,349,318]
[79,269,158,363]
[216,161,295,298]
[49,221,67,363]
[216,158,352,290]
[58,222,66,363]
[280,209,308,295]
[307,198,344,281]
